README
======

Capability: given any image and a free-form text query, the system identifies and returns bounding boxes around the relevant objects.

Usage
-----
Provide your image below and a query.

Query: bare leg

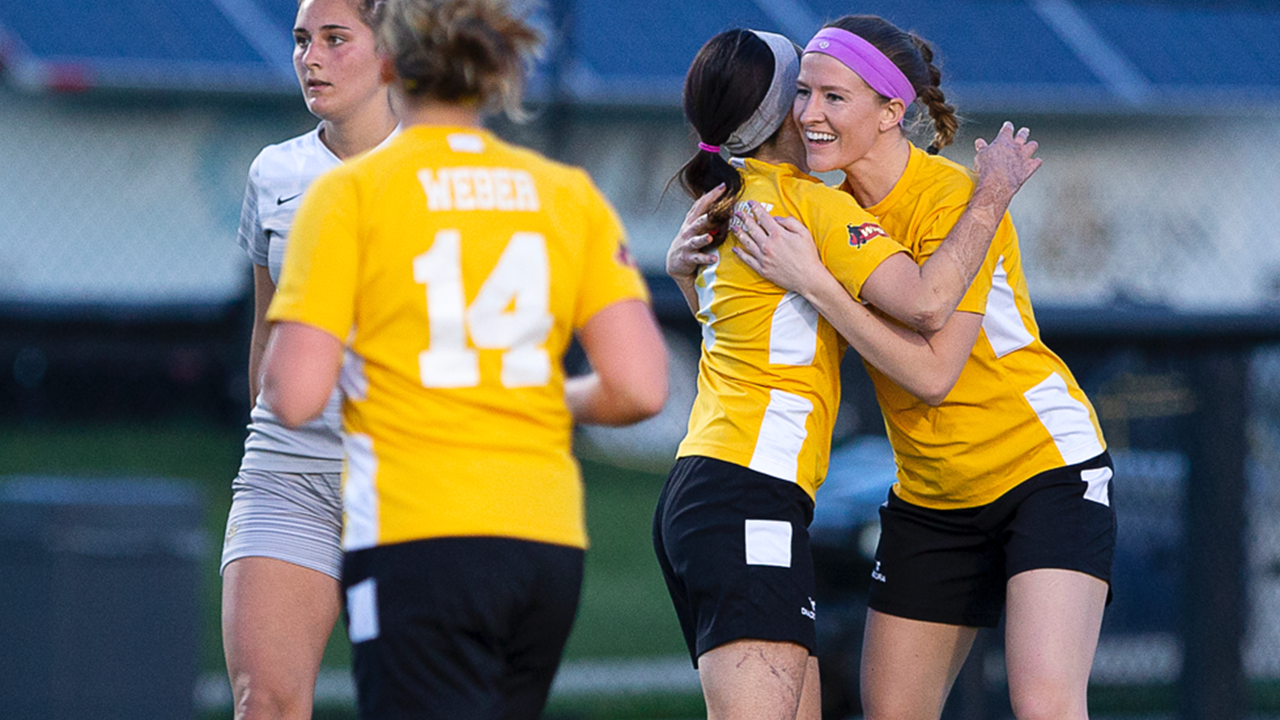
[860,608,977,720]
[1005,569,1107,720]
[222,557,343,720]
[699,639,813,720]
[796,655,821,720]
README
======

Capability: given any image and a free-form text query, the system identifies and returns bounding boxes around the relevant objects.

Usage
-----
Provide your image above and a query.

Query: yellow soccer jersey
[856,144,1106,509]
[268,125,649,551]
[677,158,907,498]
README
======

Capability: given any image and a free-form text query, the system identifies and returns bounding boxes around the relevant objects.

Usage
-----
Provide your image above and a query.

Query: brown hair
[378,0,541,120]
[675,30,779,241]
[296,0,386,28]
[826,15,958,153]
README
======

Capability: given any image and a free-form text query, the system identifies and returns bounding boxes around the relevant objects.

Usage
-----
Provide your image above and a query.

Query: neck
[318,94,397,161]
[841,133,912,208]
[398,98,483,131]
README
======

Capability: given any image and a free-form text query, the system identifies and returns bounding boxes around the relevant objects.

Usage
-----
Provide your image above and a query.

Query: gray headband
[723,31,802,156]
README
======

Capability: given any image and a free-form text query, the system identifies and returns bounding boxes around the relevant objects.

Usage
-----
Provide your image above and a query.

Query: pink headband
[698,142,721,154]
[804,27,916,106]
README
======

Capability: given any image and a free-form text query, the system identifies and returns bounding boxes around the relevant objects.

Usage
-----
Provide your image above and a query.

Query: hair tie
[698,142,721,154]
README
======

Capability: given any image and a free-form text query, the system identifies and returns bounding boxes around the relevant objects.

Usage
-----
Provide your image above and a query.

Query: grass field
[0,421,700,718]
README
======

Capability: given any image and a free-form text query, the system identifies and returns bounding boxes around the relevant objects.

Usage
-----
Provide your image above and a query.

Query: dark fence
[3,278,1280,719]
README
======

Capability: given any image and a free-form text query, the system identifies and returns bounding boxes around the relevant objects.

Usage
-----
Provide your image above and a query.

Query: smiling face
[293,0,385,123]
[793,52,898,174]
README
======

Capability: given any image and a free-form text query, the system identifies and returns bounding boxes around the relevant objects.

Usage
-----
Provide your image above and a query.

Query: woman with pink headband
[658,27,1041,720]
[732,14,1115,720]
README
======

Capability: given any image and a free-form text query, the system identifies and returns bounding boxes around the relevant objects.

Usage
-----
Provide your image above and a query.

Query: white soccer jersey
[237,124,394,472]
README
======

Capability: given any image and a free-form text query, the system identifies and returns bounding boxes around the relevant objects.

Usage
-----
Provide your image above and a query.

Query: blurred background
[0,0,1278,718]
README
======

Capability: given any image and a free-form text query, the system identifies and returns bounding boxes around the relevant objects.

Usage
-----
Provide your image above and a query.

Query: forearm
[914,180,1012,325]
[673,274,700,315]
[247,327,268,407]
[800,272,960,406]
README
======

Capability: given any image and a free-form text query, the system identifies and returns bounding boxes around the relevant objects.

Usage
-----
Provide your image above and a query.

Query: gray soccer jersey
[237,125,345,472]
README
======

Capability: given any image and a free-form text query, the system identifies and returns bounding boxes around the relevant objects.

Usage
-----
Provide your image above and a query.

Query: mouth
[305,79,332,91]
[805,129,836,146]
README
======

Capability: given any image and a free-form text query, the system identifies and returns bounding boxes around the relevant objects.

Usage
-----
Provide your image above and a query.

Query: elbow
[918,376,959,407]
[613,377,669,426]
[907,301,950,335]
[262,376,321,429]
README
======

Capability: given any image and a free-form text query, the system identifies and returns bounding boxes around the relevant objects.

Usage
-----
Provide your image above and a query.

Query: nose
[795,93,818,127]
[300,41,321,69]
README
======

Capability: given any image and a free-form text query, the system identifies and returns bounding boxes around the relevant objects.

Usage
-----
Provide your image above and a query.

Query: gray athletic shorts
[220,468,343,580]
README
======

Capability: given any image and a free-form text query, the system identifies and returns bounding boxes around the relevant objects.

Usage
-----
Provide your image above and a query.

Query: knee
[860,687,946,720]
[230,677,312,720]
[1009,685,1087,720]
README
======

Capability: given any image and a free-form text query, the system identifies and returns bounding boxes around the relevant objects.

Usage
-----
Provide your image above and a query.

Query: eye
[825,92,845,103]
[294,34,309,48]
[326,32,349,46]
[795,87,811,98]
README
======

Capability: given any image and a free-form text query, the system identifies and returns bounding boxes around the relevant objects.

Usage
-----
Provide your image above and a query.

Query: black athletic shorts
[342,536,584,720]
[653,455,818,666]
[868,451,1116,628]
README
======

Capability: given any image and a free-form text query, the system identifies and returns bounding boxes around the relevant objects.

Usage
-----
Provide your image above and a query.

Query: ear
[379,55,396,84]
[880,98,907,132]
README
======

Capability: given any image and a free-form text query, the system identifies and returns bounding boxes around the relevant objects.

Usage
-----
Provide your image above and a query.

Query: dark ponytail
[828,15,959,153]
[675,30,775,241]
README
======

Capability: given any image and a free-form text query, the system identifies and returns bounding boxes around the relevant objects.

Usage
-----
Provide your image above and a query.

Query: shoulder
[910,148,976,209]
[777,168,877,225]
[249,126,326,183]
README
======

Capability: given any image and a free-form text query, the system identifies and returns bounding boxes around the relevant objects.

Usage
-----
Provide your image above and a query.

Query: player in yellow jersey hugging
[259,1,668,718]
[655,28,1041,720]
[727,15,1114,720]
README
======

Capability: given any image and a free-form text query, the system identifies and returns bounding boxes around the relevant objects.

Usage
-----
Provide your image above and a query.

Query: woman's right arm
[565,300,669,425]
[247,265,275,408]
[771,260,980,405]
[733,224,976,405]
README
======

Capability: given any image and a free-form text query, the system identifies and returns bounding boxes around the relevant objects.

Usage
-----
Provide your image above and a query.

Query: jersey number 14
[413,230,553,389]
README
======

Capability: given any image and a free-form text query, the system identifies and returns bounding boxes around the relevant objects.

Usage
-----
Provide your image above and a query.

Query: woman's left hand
[732,200,823,296]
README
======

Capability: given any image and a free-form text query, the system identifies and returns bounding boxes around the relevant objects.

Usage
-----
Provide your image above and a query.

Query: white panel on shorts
[347,578,380,643]
[748,389,813,483]
[696,252,720,349]
[1023,372,1104,465]
[981,257,1035,358]
[768,291,819,366]
[745,519,792,567]
[1082,467,1113,507]
[343,433,379,551]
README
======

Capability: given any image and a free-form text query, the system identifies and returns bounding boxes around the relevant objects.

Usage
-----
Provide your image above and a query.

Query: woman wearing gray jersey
[219,1,396,718]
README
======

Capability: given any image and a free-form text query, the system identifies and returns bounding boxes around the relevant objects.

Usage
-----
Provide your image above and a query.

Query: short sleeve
[571,174,650,329]
[237,157,268,266]
[266,167,358,340]
[803,187,907,302]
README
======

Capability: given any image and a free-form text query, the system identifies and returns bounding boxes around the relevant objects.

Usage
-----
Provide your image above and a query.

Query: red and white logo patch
[848,222,888,248]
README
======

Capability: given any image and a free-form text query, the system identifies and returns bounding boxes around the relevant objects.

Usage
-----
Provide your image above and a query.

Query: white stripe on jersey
[981,256,1035,358]
[1023,372,1104,466]
[696,251,721,349]
[748,389,814,483]
[768,291,819,366]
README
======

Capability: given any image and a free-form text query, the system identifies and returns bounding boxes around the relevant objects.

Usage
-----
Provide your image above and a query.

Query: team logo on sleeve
[615,242,637,268]
[848,222,888,248]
